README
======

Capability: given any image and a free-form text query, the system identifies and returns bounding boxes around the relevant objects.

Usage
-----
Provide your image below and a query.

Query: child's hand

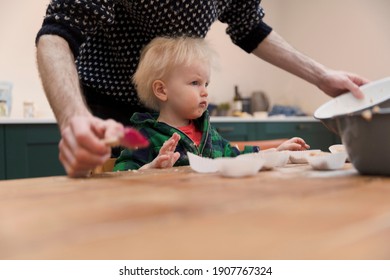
[140,133,181,169]
[277,137,310,151]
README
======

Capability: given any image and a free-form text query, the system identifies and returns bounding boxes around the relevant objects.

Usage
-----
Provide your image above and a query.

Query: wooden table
[1,164,390,260]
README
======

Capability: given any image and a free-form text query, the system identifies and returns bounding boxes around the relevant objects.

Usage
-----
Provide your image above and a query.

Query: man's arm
[36,35,91,128]
[252,31,368,98]
[36,35,123,177]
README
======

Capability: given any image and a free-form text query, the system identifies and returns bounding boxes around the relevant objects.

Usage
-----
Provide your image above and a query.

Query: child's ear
[152,80,167,101]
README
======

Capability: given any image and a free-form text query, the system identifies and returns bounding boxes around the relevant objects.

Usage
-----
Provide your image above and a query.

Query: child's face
[163,61,210,120]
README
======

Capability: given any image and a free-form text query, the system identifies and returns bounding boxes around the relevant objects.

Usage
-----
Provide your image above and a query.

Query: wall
[0,0,52,118]
[263,0,390,113]
[207,0,390,113]
[0,0,389,118]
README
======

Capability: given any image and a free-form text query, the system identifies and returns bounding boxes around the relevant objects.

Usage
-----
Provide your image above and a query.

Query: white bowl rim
[314,76,390,120]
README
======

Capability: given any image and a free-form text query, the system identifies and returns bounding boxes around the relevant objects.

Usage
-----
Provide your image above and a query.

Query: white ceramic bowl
[289,150,321,164]
[259,151,289,169]
[328,144,345,154]
[306,152,347,170]
[187,152,219,173]
[188,152,265,177]
[215,157,264,178]
[329,144,349,161]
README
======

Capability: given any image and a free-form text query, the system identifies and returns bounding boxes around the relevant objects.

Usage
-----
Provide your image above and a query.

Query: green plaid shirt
[114,111,260,171]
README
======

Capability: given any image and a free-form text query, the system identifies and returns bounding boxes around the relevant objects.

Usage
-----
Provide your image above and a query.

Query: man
[36,0,368,177]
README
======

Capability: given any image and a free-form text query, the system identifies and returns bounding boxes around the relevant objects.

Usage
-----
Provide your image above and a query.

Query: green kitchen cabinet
[4,124,65,179]
[0,119,339,180]
[260,121,340,150]
[212,122,258,141]
[211,119,340,151]
[0,125,5,180]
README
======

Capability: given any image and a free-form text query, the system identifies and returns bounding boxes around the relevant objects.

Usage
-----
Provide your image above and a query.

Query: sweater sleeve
[35,0,116,56]
[218,0,273,53]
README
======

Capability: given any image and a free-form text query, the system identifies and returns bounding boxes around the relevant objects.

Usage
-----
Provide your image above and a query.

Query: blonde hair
[133,36,216,111]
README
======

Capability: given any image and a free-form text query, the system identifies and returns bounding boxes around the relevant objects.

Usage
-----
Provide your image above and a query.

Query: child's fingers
[172,152,180,165]
[289,143,302,151]
[160,139,175,154]
[160,133,181,154]
[291,137,310,150]
[172,132,181,143]
[160,152,180,168]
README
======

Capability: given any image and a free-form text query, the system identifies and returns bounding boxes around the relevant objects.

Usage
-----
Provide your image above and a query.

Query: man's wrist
[57,110,93,131]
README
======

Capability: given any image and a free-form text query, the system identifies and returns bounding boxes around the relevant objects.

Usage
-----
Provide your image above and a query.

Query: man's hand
[59,116,124,177]
[317,70,369,99]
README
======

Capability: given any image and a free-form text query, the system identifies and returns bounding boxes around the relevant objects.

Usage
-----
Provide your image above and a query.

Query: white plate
[314,77,390,119]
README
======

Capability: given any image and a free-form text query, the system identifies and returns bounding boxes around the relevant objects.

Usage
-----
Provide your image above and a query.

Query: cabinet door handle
[216,127,235,133]
[296,124,311,130]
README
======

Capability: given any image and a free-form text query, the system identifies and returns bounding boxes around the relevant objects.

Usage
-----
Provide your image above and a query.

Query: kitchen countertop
[0,116,318,124]
[1,164,390,260]
[0,118,57,124]
[211,116,318,122]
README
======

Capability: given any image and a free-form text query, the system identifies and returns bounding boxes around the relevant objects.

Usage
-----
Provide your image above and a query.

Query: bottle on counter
[0,100,8,117]
[23,101,35,118]
[232,85,243,116]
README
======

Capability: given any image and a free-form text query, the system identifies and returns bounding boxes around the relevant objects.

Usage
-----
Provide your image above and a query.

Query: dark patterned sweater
[36,0,272,106]
[113,110,260,170]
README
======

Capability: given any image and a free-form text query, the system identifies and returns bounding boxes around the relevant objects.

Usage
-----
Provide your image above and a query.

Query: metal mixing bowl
[314,77,390,176]
[335,108,390,175]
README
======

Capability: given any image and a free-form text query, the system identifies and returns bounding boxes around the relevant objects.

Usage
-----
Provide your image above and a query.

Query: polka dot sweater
[36,0,272,106]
